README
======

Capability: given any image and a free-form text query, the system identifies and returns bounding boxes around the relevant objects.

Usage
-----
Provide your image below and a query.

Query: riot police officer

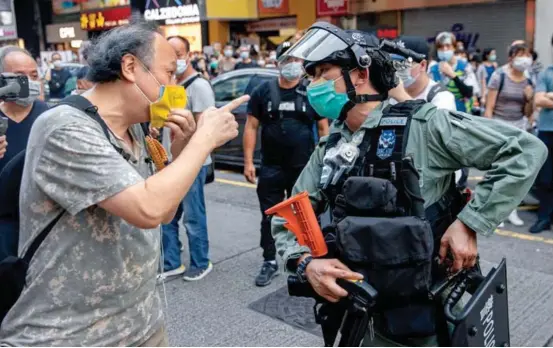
[243,42,329,287]
[271,23,547,346]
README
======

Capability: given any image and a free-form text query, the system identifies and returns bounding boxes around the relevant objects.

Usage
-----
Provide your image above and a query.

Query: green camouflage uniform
[272,102,548,346]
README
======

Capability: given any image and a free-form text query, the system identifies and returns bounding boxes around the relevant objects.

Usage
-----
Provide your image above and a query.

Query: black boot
[529,219,551,234]
[255,261,279,287]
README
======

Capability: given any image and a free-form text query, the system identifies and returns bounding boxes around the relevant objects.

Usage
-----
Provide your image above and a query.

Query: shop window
[213,75,252,102]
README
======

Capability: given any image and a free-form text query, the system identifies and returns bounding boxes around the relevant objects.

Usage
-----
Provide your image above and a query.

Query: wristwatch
[296,255,313,283]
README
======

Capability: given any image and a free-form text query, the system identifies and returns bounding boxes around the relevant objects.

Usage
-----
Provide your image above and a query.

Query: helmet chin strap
[338,68,386,122]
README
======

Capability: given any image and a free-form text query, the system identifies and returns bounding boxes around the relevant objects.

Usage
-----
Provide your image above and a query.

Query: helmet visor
[279,28,349,64]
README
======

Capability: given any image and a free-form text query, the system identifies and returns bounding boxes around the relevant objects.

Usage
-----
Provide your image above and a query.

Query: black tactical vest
[319,100,466,339]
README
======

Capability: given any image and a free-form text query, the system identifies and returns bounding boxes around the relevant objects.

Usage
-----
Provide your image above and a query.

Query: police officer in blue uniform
[243,42,329,287]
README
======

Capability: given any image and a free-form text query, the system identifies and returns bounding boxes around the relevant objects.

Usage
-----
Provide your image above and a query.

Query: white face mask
[396,67,419,88]
[512,56,532,72]
[15,79,41,107]
[176,59,188,75]
[53,60,62,69]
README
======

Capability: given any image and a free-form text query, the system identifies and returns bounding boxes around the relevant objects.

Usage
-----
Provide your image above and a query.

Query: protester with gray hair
[0,23,247,346]
[0,45,48,262]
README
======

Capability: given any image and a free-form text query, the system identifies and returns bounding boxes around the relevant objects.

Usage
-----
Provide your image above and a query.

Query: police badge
[376,129,396,159]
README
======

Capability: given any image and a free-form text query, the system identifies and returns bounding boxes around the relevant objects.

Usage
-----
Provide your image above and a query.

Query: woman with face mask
[484,43,535,227]
[476,48,498,106]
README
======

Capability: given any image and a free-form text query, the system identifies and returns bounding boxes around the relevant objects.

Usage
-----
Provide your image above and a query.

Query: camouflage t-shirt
[0,105,163,346]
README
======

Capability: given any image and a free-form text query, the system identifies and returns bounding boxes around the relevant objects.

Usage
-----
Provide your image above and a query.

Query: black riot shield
[447,258,510,347]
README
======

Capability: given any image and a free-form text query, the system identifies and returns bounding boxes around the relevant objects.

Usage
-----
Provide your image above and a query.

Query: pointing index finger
[219,95,250,113]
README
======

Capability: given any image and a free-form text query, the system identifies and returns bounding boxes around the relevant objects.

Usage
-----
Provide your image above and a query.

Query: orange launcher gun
[265,192,328,258]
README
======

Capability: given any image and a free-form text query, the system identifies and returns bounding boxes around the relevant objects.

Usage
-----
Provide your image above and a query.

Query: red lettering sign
[317,0,347,17]
[80,6,131,31]
[377,28,398,39]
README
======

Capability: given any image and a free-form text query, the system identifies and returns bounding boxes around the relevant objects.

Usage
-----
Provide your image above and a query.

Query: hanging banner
[317,0,348,17]
[258,0,289,16]
[80,6,131,31]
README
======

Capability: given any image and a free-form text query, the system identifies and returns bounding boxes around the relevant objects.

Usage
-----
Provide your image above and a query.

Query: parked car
[211,68,279,167]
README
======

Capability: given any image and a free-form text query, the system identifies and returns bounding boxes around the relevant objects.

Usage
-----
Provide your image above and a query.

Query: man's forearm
[243,128,256,164]
[536,94,553,109]
[135,134,213,226]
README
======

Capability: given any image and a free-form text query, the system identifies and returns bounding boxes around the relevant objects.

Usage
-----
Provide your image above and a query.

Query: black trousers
[257,165,304,261]
[536,131,553,221]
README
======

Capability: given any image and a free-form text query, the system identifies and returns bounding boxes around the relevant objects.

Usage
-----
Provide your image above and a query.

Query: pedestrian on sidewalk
[530,35,553,234]
[484,42,535,227]
[0,22,246,346]
[158,35,216,282]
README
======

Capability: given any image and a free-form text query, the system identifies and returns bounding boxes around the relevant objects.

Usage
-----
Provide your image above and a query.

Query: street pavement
[160,169,553,347]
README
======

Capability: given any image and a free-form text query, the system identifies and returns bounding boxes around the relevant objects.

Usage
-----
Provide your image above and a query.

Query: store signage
[246,16,296,32]
[317,0,348,17]
[59,27,76,39]
[0,0,17,41]
[80,6,131,31]
[258,0,289,16]
[144,0,201,24]
[377,28,398,39]
[0,27,17,40]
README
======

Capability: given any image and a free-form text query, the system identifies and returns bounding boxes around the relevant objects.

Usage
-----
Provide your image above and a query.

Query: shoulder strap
[427,83,447,103]
[268,78,281,119]
[324,132,342,152]
[56,95,128,159]
[183,74,201,89]
[497,71,506,96]
[22,211,64,263]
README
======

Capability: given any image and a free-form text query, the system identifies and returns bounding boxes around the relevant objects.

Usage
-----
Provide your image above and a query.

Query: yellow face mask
[149,85,187,128]
[134,61,188,128]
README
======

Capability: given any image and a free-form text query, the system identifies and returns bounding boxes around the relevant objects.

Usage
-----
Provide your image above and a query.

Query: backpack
[426,83,448,103]
[0,95,125,324]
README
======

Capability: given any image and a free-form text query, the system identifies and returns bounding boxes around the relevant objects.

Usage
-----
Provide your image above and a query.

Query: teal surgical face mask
[307,76,349,120]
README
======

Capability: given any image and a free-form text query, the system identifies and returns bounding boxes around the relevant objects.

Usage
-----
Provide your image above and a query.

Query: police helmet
[276,41,293,60]
[279,22,426,121]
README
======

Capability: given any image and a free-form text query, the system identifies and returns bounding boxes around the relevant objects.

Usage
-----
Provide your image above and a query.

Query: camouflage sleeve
[271,137,328,274]
[425,109,548,236]
[34,121,144,216]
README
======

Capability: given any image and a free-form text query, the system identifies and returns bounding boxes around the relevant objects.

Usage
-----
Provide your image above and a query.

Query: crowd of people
[0,17,552,347]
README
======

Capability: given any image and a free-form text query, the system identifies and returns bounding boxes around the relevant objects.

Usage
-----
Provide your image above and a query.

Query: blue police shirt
[536,67,553,132]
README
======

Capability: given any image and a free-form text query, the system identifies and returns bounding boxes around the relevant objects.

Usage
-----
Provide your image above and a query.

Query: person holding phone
[0,46,48,262]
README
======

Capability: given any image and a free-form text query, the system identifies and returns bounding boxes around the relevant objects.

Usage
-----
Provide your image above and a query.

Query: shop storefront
[401,0,526,63]
[205,0,317,47]
[46,22,88,51]
[144,0,205,52]
[245,16,296,49]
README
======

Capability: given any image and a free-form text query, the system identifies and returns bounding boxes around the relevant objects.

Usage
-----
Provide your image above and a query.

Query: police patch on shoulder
[379,117,408,126]
[376,129,396,160]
